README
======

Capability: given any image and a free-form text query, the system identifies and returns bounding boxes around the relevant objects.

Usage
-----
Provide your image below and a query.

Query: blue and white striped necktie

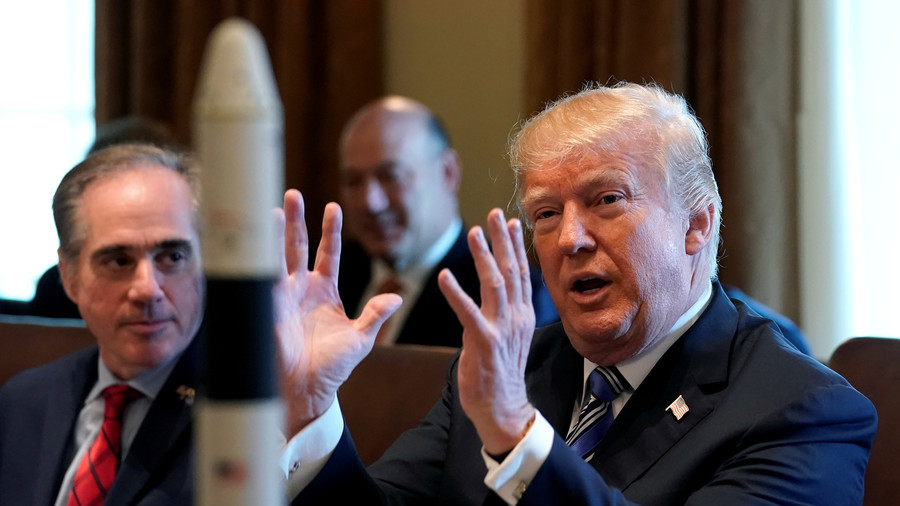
[565,366,628,461]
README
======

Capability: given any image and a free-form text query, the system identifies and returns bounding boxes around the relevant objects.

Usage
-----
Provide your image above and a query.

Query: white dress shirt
[53,353,181,506]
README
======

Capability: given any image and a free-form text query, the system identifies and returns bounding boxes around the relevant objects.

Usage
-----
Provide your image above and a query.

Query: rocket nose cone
[193,17,283,118]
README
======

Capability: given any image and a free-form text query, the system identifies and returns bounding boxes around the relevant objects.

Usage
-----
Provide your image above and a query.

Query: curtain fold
[524,0,800,323]
[95,0,383,242]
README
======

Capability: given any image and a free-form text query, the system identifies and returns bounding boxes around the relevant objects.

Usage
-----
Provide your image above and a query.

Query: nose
[557,205,596,255]
[364,178,390,214]
[128,258,164,304]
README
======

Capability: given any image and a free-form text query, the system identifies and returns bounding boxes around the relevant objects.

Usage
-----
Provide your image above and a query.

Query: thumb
[356,293,403,336]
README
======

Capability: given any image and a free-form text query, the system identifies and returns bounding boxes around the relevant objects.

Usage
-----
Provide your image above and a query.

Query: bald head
[340,96,451,155]
[339,96,461,270]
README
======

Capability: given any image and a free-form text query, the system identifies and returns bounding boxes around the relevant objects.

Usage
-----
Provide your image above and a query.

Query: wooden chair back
[338,344,458,465]
[0,316,95,386]
[0,316,456,466]
[829,337,900,506]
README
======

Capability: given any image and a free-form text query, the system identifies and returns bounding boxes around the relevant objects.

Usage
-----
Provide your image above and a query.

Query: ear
[685,203,715,256]
[57,250,79,304]
[440,148,463,193]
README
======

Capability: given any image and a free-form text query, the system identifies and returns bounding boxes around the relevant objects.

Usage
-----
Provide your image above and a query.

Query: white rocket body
[192,17,285,506]
[193,17,283,278]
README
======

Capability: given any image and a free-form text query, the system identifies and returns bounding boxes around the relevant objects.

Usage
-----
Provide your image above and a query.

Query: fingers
[508,218,532,306]
[438,268,483,331]
[313,202,343,281]
[282,189,307,276]
[476,209,529,320]
[447,209,532,327]
[274,207,288,278]
[486,209,523,314]
[280,191,343,283]
[466,225,502,319]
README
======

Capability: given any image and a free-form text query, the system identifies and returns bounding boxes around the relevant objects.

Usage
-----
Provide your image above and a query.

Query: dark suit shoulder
[708,305,876,504]
[0,347,98,506]
[585,284,877,504]
[723,284,811,355]
[728,301,851,391]
[724,310,877,451]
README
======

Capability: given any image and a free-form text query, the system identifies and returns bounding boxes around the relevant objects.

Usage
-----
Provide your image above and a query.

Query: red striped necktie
[67,384,141,506]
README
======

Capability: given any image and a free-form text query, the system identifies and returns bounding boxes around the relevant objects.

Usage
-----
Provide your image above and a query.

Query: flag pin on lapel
[666,395,689,421]
[176,385,196,405]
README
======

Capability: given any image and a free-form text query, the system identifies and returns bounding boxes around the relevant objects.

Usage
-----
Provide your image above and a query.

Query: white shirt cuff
[281,396,345,499]
[482,412,554,505]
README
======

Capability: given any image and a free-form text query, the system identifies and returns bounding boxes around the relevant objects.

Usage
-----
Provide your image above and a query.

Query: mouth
[365,209,399,227]
[122,318,173,335]
[363,217,403,244]
[572,276,610,294]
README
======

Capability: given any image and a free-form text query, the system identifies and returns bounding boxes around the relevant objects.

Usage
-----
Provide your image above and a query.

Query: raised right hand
[273,189,402,436]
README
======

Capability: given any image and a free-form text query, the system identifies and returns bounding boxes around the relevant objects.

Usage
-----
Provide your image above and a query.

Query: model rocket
[191,17,285,505]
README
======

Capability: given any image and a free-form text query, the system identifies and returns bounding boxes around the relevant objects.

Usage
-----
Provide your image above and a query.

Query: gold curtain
[524,0,800,322]
[95,0,383,242]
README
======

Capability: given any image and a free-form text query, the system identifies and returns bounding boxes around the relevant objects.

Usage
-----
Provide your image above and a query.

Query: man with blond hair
[284,83,876,505]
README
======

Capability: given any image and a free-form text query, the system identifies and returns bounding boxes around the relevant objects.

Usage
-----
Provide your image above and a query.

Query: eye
[376,166,410,190]
[341,173,364,189]
[528,207,561,234]
[378,169,401,183]
[598,193,623,205]
[110,255,132,268]
[156,247,192,272]
[93,251,136,278]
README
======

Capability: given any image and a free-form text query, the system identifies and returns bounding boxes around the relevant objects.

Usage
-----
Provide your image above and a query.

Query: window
[842,1,900,339]
[800,0,900,358]
[0,0,94,300]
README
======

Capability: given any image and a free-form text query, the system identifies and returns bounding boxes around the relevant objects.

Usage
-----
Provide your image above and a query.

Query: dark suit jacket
[0,337,198,505]
[297,282,877,505]
[722,283,811,355]
[338,229,559,348]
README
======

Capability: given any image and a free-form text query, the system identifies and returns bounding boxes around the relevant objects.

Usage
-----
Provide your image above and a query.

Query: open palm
[273,190,401,435]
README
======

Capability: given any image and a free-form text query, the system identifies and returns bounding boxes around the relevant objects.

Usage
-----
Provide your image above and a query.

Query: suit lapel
[106,337,199,504]
[397,229,474,347]
[593,357,716,490]
[337,242,373,318]
[526,324,585,436]
[33,348,99,506]
[593,283,738,490]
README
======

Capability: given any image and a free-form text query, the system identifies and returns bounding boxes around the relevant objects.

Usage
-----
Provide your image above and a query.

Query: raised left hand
[438,208,537,455]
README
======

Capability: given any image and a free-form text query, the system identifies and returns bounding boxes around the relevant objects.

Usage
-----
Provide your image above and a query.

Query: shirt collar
[88,349,184,404]
[372,217,462,287]
[582,281,713,393]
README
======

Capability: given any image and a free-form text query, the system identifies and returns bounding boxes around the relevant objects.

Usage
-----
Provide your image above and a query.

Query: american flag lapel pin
[666,395,689,421]
[176,385,196,405]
